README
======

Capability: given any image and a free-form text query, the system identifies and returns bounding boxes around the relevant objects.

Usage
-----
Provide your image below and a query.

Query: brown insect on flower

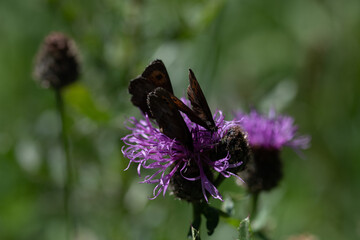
[123,59,250,202]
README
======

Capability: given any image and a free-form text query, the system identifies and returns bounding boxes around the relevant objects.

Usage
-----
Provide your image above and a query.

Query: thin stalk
[55,89,74,239]
[188,202,202,240]
[250,192,259,220]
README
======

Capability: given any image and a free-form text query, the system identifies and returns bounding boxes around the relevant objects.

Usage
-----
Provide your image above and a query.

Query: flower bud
[234,109,310,193]
[34,32,80,89]
[216,125,251,173]
[239,147,282,193]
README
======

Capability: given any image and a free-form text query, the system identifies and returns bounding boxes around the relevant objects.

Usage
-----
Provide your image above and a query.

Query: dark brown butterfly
[129,59,216,150]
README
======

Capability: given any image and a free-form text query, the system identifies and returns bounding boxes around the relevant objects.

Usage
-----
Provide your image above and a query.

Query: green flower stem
[250,192,259,220]
[55,89,74,239]
[189,202,202,240]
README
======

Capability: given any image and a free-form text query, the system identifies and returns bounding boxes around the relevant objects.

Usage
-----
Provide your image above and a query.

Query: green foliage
[202,205,220,236]
[1,0,360,239]
[191,226,201,240]
[238,217,253,240]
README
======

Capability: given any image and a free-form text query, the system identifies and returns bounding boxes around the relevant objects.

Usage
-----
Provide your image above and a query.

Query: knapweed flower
[235,109,310,193]
[122,101,249,202]
[33,32,80,89]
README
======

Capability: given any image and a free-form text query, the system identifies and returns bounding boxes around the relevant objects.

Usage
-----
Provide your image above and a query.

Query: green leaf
[63,83,110,122]
[238,216,253,240]
[202,205,220,236]
[223,217,241,228]
[188,203,202,239]
[190,226,200,240]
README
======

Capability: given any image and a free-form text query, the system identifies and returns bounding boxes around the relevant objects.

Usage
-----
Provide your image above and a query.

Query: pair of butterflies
[129,60,217,151]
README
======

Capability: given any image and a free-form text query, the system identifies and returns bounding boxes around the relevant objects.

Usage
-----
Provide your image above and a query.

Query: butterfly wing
[129,60,174,117]
[187,69,216,131]
[169,93,212,131]
[142,59,174,94]
[147,87,193,151]
[128,77,156,117]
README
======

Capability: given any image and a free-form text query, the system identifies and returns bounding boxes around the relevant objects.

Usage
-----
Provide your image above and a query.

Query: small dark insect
[128,59,216,150]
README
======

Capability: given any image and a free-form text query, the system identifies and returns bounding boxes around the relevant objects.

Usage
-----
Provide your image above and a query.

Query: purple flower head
[234,109,310,151]
[122,99,243,202]
[235,109,311,193]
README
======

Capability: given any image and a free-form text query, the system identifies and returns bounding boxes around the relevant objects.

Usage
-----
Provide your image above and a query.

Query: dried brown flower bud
[239,147,283,193]
[33,32,80,89]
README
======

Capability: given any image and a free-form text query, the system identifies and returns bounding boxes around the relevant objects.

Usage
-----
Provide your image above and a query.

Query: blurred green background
[1,0,359,239]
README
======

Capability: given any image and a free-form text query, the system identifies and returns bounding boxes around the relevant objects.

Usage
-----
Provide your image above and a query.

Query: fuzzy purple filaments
[122,105,242,202]
[234,109,310,151]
